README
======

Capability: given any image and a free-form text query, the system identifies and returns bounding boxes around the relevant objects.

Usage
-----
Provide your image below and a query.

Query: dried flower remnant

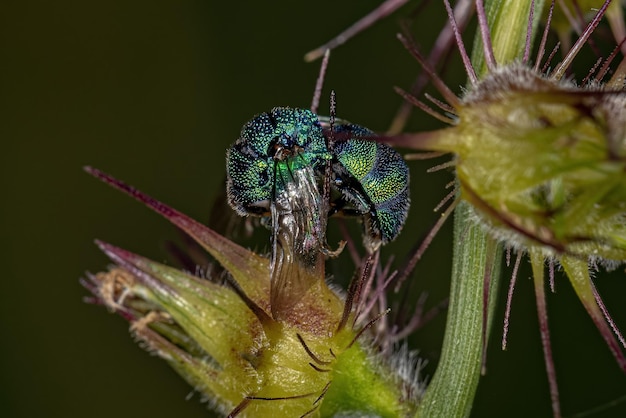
[82,167,423,417]
[386,0,626,416]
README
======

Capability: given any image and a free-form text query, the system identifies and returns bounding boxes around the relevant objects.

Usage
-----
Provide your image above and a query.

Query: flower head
[82,167,422,417]
[387,1,626,416]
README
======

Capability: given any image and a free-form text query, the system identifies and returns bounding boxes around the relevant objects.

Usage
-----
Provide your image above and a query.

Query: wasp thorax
[438,63,626,261]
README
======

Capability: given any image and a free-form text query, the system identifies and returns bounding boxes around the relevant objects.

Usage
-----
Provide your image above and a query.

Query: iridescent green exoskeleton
[226,107,409,315]
[324,119,411,252]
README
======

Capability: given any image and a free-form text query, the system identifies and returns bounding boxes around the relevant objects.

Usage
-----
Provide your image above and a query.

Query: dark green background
[3,1,626,417]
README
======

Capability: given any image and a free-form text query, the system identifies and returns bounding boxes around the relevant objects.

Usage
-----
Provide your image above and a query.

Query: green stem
[415,1,544,417]
[416,202,501,417]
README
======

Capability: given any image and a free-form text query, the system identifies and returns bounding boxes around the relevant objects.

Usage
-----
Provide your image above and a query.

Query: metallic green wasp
[226,107,409,315]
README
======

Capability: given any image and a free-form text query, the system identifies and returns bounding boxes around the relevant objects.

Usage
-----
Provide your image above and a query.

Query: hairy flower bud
[82,168,422,417]
[434,64,626,263]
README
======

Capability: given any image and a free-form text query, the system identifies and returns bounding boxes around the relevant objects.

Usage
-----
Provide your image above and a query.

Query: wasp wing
[269,163,326,320]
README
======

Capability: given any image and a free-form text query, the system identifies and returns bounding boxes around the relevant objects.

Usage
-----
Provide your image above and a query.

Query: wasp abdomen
[333,124,410,248]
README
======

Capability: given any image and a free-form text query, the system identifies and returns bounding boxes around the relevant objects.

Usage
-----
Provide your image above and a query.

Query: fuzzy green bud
[427,64,626,262]
[83,168,421,417]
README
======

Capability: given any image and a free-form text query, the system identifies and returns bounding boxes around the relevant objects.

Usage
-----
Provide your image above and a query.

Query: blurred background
[3,1,626,417]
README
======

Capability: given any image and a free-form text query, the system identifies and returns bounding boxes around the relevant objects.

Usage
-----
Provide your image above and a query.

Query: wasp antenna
[397,32,461,106]
[394,86,456,124]
[329,90,336,138]
[534,0,555,72]
[304,0,409,62]
[502,251,523,351]
[442,0,478,84]
[310,49,330,114]
[320,89,336,233]
[552,0,612,80]
[475,0,498,71]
